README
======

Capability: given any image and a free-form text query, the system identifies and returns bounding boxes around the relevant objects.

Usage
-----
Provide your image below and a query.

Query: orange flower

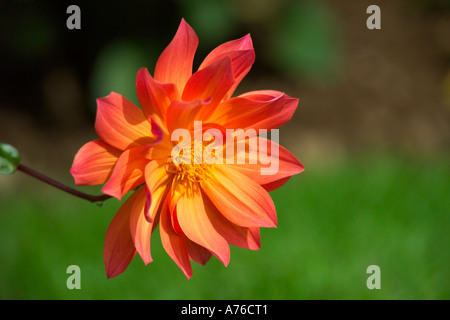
[71,19,304,279]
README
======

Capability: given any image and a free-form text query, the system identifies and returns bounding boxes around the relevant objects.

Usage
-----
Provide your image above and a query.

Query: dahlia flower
[71,19,304,279]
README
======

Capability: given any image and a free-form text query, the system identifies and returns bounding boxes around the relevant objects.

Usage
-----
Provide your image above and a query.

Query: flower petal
[182,57,235,119]
[185,239,212,265]
[208,91,298,132]
[199,34,255,99]
[71,139,121,186]
[159,197,193,279]
[176,183,230,266]
[141,133,174,161]
[261,176,291,192]
[144,159,171,222]
[103,189,139,279]
[102,146,148,201]
[201,165,277,228]
[165,98,210,133]
[202,194,261,250]
[225,136,304,186]
[136,67,178,121]
[154,19,198,93]
[95,92,160,151]
[129,187,155,265]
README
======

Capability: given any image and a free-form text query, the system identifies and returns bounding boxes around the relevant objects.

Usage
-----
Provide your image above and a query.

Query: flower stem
[16,163,112,204]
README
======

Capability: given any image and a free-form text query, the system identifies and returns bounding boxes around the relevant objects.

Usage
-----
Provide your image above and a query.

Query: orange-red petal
[129,187,155,265]
[144,159,171,222]
[208,91,298,132]
[103,189,139,279]
[154,19,198,94]
[95,92,160,151]
[102,146,148,201]
[185,239,212,265]
[182,57,235,119]
[70,139,122,186]
[165,98,210,134]
[201,165,277,228]
[176,183,230,266]
[159,197,193,279]
[202,194,261,250]
[199,34,255,100]
[261,176,291,192]
[226,136,304,187]
[136,67,178,121]
[141,133,174,161]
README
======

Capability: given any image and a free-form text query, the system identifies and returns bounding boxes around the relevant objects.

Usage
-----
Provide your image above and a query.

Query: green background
[1,155,448,299]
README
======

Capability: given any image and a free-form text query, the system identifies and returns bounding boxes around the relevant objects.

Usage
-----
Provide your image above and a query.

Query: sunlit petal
[202,165,277,228]
[95,92,161,150]
[208,91,298,132]
[176,183,230,266]
[71,139,121,186]
[199,34,255,99]
[102,146,148,200]
[136,67,178,121]
[154,19,198,94]
[182,57,235,119]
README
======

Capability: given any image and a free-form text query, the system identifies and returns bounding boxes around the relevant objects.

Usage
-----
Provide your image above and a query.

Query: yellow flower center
[177,162,213,183]
[166,139,215,184]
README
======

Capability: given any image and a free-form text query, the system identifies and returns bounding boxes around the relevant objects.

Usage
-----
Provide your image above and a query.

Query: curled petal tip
[144,186,153,223]
[149,117,164,144]
[242,33,253,46]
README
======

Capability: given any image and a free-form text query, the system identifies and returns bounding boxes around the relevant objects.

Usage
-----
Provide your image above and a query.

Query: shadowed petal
[185,239,212,265]
[129,187,156,265]
[154,19,198,93]
[159,197,193,279]
[262,177,291,192]
[104,189,140,279]
[71,139,122,186]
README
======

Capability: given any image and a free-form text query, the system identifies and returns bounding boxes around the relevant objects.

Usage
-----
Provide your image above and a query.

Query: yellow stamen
[167,139,214,185]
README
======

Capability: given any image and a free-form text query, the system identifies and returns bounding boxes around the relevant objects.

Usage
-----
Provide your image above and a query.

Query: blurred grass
[0,154,448,299]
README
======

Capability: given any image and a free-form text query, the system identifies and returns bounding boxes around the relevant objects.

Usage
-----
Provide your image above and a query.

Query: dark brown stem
[16,163,112,204]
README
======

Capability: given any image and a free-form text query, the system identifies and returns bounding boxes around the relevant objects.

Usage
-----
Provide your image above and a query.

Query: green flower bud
[0,143,21,174]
